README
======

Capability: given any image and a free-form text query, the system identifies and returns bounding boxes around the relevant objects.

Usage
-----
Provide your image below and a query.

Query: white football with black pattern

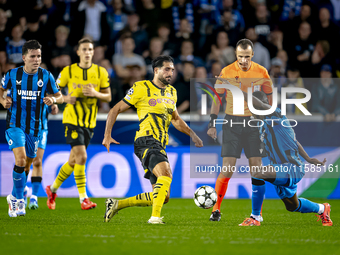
[194,185,217,209]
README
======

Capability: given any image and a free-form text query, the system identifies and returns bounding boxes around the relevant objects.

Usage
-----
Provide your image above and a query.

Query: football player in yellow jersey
[102,55,203,224]
[45,38,112,210]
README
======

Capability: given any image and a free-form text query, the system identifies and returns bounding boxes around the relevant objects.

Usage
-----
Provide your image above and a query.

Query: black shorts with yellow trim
[134,135,169,185]
[64,124,94,148]
[221,114,266,159]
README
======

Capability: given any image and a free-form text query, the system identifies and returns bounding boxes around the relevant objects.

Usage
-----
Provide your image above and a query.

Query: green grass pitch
[0,198,339,255]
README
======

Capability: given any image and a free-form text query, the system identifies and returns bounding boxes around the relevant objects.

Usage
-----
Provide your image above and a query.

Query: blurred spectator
[329,0,340,25]
[40,0,64,39]
[245,27,270,70]
[174,40,204,71]
[195,66,212,111]
[93,45,106,65]
[6,24,25,66]
[214,9,241,47]
[269,57,286,93]
[173,61,197,113]
[286,21,315,77]
[121,12,149,55]
[121,64,145,95]
[137,0,161,38]
[106,0,128,43]
[175,18,194,42]
[70,0,109,46]
[157,23,179,57]
[265,29,284,58]
[99,58,123,108]
[280,0,302,22]
[208,60,222,78]
[51,54,71,78]
[220,0,245,32]
[144,37,164,79]
[281,65,307,115]
[207,31,235,67]
[172,0,195,34]
[112,36,146,79]
[311,40,332,76]
[47,25,73,71]
[253,4,275,44]
[316,8,339,52]
[312,64,340,121]
[281,4,315,34]
[23,14,46,46]
[276,49,288,74]
[0,0,26,28]
[0,8,9,47]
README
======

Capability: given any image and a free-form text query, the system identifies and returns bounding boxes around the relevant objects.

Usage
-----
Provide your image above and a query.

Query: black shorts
[221,114,266,159]
[134,136,169,185]
[64,124,94,148]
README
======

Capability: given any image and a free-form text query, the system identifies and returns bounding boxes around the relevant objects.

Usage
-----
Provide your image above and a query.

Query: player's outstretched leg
[104,192,153,222]
[210,173,230,221]
[46,162,74,209]
[283,195,333,226]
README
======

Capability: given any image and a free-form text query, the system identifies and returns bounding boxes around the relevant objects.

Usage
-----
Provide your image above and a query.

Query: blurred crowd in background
[0,0,339,121]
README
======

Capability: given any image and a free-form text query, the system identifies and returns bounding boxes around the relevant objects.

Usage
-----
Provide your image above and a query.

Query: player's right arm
[102,84,142,152]
[0,71,12,108]
[102,100,131,152]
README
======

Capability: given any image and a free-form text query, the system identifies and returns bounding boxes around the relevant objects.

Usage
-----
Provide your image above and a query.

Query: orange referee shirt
[216,61,273,116]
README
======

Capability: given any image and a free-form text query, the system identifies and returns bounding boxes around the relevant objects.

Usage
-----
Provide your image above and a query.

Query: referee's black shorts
[134,135,169,185]
[221,114,266,159]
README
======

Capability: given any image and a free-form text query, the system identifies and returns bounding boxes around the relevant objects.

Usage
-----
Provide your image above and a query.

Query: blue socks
[12,165,26,199]
[294,198,320,213]
[251,177,265,216]
[31,176,42,197]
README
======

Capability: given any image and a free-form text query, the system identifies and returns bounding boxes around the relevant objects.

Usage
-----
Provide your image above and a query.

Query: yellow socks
[152,176,172,218]
[51,162,74,192]
[117,192,153,210]
[74,164,87,200]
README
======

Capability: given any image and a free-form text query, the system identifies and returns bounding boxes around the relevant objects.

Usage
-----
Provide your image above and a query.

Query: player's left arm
[171,109,203,147]
[82,67,112,102]
[297,140,326,166]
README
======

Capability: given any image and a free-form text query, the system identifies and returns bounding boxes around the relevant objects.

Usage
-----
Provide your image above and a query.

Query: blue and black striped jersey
[2,66,59,136]
[259,108,303,166]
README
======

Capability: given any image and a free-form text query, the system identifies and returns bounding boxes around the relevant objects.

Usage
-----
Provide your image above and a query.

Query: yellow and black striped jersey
[123,80,177,148]
[57,63,110,129]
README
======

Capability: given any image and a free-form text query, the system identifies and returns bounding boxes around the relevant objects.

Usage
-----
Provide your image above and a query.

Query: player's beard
[158,75,170,85]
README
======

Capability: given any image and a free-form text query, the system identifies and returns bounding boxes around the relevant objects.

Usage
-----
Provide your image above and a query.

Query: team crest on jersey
[37,79,44,87]
[148,98,157,106]
[166,92,171,97]
[71,130,78,139]
[127,88,134,95]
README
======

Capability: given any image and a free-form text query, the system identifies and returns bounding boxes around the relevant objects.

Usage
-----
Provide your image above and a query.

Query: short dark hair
[253,91,269,105]
[151,55,174,72]
[22,40,42,55]
[236,38,254,51]
[78,38,94,48]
